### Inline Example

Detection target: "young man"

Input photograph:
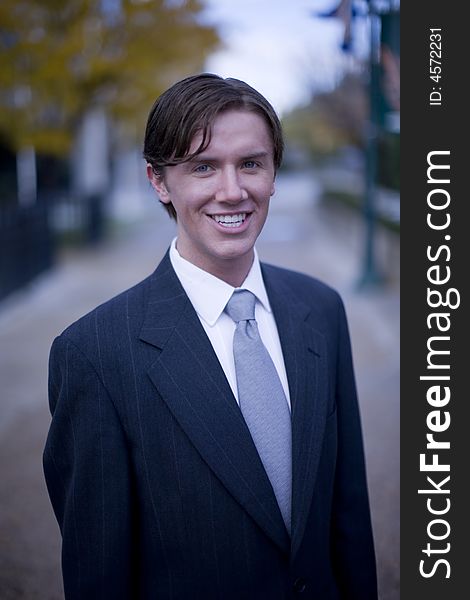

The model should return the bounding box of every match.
[44,74,377,599]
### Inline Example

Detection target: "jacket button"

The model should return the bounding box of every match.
[293,578,308,593]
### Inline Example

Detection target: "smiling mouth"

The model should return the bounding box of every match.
[211,213,248,228]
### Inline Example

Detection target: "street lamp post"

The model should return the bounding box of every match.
[357,4,384,288]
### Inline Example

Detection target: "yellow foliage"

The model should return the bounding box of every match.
[0,0,220,154]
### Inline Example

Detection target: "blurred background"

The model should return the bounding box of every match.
[0,1,399,598]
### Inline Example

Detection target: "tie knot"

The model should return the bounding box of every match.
[225,290,256,323]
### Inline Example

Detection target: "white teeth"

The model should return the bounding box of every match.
[212,213,247,227]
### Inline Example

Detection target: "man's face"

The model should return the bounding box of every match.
[148,109,276,284]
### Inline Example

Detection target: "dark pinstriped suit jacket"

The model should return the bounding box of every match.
[43,251,377,599]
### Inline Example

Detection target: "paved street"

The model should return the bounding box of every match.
[0,169,399,599]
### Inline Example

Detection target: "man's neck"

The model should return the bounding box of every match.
[175,243,255,288]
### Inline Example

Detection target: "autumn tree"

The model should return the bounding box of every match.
[0,0,220,155]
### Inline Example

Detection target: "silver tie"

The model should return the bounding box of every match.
[225,290,292,533]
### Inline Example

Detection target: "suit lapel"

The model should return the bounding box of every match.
[262,265,330,559]
[139,254,290,554]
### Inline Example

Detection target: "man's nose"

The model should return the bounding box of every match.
[215,167,247,203]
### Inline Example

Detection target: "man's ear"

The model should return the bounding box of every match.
[146,164,171,204]
[270,179,276,197]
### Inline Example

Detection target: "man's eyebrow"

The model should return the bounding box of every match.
[243,151,270,160]
[187,150,271,163]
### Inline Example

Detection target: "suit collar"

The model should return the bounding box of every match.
[138,252,188,350]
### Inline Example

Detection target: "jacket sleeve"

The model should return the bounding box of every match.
[330,297,378,600]
[43,334,134,600]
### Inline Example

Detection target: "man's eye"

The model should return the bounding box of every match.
[243,161,257,169]
[194,164,210,173]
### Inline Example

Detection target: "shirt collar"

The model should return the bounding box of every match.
[169,238,272,327]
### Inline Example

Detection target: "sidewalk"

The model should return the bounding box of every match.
[0,170,399,599]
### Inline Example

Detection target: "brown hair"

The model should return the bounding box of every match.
[143,73,284,219]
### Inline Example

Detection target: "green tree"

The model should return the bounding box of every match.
[0,0,220,155]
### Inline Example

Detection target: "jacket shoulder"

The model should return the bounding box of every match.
[261,262,343,312]
[57,272,153,351]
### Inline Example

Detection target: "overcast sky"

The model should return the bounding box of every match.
[201,0,369,116]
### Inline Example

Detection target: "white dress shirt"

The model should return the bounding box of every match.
[169,238,291,409]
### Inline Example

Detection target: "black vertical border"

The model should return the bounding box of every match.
[401,2,468,598]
